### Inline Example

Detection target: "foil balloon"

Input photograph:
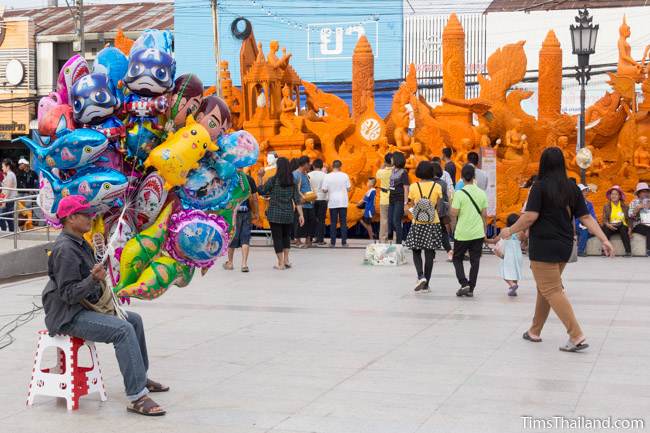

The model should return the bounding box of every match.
[94,45,128,104]
[195,96,232,142]
[71,73,120,125]
[104,211,137,287]
[143,115,217,190]
[37,93,63,124]
[168,73,204,130]
[217,130,259,169]
[71,73,125,149]
[38,104,75,139]
[114,256,194,300]
[176,162,236,210]
[124,120,164,162]
[215,171,252,228]
[15,126,108,171]
[214,157,237,181]
[57,55,90,105]
[134,171,168,230]
[38,166,128,219]
[114,203,173,292]
[94,147,124,171]
[129,29,174,56]
[164,210,229,268]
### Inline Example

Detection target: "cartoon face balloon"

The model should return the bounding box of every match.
[195,96,232,142]
[217,130,259,169]
[164,209,230,268]
[124,48,175,97]
[71,73,119,125]
[169,74,204,129]
[143,115,216,190]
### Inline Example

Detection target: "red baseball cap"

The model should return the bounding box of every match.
[56,195,93,219]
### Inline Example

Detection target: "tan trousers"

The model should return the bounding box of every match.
[529,261,583,340]
[379,204,390,242]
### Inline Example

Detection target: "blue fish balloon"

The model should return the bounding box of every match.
[15,127,108,171]
[38,166,128,219]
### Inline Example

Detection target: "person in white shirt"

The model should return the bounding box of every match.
[1,159,18,232]
[308,159,328,245]
[321,160,351,247]
[468,152,488,191]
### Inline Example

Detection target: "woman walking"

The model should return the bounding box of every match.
[500,147,614,352]
[404,161,444,292]
[257,157,304,270]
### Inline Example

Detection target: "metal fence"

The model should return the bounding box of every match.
[0,188,51,249]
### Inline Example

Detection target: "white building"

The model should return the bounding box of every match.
[404,0,650,114]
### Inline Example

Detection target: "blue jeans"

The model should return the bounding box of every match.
[0,201,15,232]
[576,227,591,255]
[388,203,405,244]
[61,310,149,401]
[329,207,347,245]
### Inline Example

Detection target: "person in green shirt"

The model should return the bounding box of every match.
[450,164,488,297]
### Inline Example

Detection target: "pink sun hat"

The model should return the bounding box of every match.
[56,195,93,219]
[605,185,626,201]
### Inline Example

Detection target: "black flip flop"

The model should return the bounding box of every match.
[523,331,542,343]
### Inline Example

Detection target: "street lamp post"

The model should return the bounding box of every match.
[570,8,599,185]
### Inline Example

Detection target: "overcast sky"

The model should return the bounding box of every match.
[1,0,492,13]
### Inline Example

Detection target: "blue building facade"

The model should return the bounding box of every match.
[174,0,403,116]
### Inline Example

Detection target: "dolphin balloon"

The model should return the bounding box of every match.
[15,127,108,171]
[38,166,128,218]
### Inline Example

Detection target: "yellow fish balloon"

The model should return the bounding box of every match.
[115,256,194,300]
[143,115,217,190]
[113,203,173,293]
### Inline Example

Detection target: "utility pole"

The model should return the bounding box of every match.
[66,0,84,55]
[211,0,221,96]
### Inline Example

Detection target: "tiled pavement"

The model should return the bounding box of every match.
[0,244,648,433]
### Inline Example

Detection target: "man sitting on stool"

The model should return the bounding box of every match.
[42,195,168,416]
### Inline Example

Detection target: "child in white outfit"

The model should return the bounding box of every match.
[487,213,524,296]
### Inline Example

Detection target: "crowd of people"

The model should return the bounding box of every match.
[579,181,650,257]
[37,144,644,416]
[0,157,39,232]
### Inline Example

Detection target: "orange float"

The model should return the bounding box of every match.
[218,15,648,227]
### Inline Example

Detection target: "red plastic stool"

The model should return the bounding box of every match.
[27,330,108,410]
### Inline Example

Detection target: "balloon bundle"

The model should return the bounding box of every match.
[17,30,259,301]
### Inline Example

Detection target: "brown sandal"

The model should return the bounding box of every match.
[127,396,166,416]
[146,379,170,393]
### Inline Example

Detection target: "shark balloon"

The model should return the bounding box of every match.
[15,124,108,171]
[38,166,128,220]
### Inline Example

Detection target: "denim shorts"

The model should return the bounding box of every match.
[230,211,252,248]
